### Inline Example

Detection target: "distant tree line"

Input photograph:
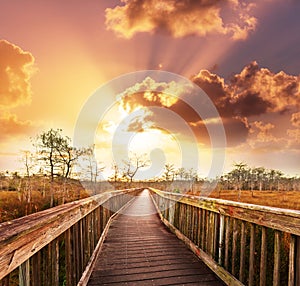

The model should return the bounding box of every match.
[219,162,300,192]
[1,129,299,193]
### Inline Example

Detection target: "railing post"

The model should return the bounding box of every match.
[65,228,73,286]
[295,236,300,286]
[239,221,246,283]
[288,235,295,286]
[19,260,30,286]
[273,231,281,286]
[260,226,267,286]
[218,214,225,265]
[249,224,255,286]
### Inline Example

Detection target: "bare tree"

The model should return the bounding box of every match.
[176,167,186,181]
[20,150,35,210]
[163,163,175,181]
[122,153,149,183]
[110,162,121,183]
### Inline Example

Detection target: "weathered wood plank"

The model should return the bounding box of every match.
[224,216,230,270]
[239,221,246,282]
[260,226,267,286]
[19,260,30,286]
[218,214,225,265]
[248,224,255,286]
[288,235,295,286]
[273,231,281,286]
[232,218,238,276]
[88,190,225,286]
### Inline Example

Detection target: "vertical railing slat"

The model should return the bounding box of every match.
[239,221,246,283]
[19,260,30,286]
[273,231,281,286]
[218,214,225,265]
[260,226,267,286]
[232,218,238,276]
[249,224,255,286]
[224,216,230,270]
[288,235,295,286]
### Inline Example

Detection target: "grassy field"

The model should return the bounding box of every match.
[0,177,89,223]
[208,189,300,211]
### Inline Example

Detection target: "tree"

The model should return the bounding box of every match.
[34,128,87,180]
[110,162,121,183]
[34,129,66,181]
[20,150,35,177]
[163,163,175,181]
[82,146,105,184]
[252,167,266,191]
[122,153,149,183]
[176,167,187,180]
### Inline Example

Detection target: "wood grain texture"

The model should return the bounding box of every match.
[88,190,224,286]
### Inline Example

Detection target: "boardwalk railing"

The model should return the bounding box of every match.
[149,188,300,286]
[0,188,141,286]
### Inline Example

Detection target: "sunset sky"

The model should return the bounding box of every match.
[0,0,299,179]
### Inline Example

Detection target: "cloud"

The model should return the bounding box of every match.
[192,62,300,149]
[0,40,38,143]
[291,112,300,127]
[0,40,35,109]
[0,111,35,140]
[105,0,257,40]
[117,62,299,150]
[230,61,300,114]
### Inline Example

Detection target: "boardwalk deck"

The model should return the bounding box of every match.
[87,190,225,286]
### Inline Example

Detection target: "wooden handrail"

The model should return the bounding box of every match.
[151,189,300,235]
[0,188,141,285]
[149,188,300,286]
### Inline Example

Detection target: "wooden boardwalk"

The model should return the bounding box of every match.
[87,190,225,286]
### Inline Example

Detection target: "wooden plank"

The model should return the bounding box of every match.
[54,239,59,286]
[31,251,41,286]
[273,231,281,286]
[296,237,300,286]
[249,224,255,286]
[232,219,238,276]
[65,228,73,286]
[224,216,230,270]
[260,227,267,286]
[19,260,30,286]
[201,208,205,250]
[218,215,225,265]
[78,194,136,286]
[239,221,246,282]
[288,235,295,286]
[213,213,219,260]
[197,208,202,247]
[89,190,225,286]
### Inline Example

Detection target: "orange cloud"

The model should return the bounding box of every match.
[0,40,35,109]
[0,40,38,143]
[0,111,35,140]
[193,63,300,149]
[105,0,257,40]
[230,61,300,113]
[291,112,300,127]
[117,62,299,149]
